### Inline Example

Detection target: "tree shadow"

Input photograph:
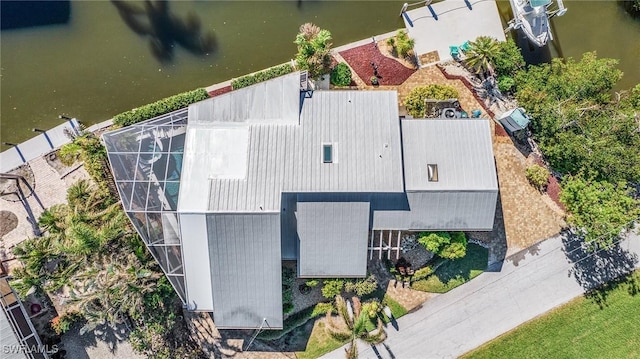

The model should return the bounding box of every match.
[562,230,639,307]
[111,0,217,63]
[61,321,130,359]
[507,242,542,267]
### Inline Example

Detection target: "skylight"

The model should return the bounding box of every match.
[323,144,333,163]
[428,164,438,182]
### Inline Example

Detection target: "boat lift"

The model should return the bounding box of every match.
[504,0,567,46]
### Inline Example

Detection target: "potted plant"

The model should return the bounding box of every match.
[370,76,379,86]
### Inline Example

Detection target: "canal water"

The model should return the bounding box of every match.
[1,0,639,149]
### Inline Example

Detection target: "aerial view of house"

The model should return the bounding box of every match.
[1,1,639,358]
[102,71,498,329]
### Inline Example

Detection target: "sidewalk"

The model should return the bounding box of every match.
[321,231,640,359]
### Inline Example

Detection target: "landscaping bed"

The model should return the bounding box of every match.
[339,43,416,86]
[411,244,488,293]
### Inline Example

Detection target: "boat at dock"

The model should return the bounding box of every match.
[506,0,567,47]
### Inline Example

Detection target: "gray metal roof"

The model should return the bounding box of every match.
[401,119,498,191]
[296,202,369,277]
[209,90,404,212]
[178,75,405,213]
[373,191,498,231]
[206,213,283,329]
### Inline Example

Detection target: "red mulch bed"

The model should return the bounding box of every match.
[546,175,564,210]
[339,43,416,86]
[208,86,232,97]
[495,122,509,137]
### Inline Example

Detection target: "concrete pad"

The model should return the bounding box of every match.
[403,0,506,63]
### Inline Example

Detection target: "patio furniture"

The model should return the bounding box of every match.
[449,45,460,58]
[460,41,471,52]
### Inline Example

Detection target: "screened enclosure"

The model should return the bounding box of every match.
[103,109,188,302]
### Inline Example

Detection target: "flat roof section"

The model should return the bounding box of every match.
[401,119,498,192]
[296,202,370,278]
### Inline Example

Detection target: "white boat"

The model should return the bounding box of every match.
[507,0,567,47]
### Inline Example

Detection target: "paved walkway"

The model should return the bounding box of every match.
[322,230,640,359]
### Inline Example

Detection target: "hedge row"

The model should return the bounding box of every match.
[113,88,210,127]
[231,63,294,90]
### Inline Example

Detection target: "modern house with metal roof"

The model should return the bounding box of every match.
[103,71,498,330]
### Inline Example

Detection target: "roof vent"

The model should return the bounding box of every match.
[427,164,438,182]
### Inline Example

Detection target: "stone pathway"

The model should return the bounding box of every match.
[0,155,89,270]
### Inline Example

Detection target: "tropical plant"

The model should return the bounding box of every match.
[404,84,459,118]
[326,296,387,359]
[526,164,550,191]
[465,36,500,76]
[330,62,352,86]
[294,23,333,79]
[394,30,415,58]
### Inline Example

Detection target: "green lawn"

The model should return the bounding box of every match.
[411,243,488,293]
[463,270,640,359]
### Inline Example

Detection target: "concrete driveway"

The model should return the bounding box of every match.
[321,230,640,359]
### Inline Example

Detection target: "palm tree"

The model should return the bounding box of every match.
[465,36,500,77]
[326,295,387,359]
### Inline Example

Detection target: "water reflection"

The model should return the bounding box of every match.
[0,0,70,30]
[111,0,216,62]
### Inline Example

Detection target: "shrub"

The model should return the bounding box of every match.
[405,85,459,118]
[113,88,209,127]
[344,275,378,297]
[440,232,468,260]
[231,63,294,89]
[498,75,516,93]
[411,265,434,281]
[51,312,81,335]
[526,164,550,191]
[321,279,345,299]
[491,39,525,78]
[418,232,451,253]
[305,279,320,288]
[282,266,296,313]
[330,62,352,86]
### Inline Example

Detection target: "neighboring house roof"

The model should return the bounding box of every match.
[1,276,48,359]
[178,72,405,213]
[401,119,498,192]
[296,202,370,278]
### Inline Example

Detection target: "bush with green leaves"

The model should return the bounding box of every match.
[305,279,320,288]
[411,265,434,282]
[405,85,459,118]
[418,232,468,260]
[321,278,345,299]
[113,88,209,127]
[526,164,550,191]
[231,63,294,89]
[418,232,451,253]
[344,275,378,297]
[491,39,525,78]
[330,62,352,86]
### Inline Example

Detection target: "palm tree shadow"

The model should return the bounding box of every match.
[562,230,639,307]
[111,0,217,62]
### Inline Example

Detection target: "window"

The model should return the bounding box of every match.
[323,144,333,163]
[427,164,438,182]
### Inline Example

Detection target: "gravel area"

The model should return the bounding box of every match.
[339,43,416,86]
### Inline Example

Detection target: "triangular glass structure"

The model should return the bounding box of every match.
[102,109,188,302]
